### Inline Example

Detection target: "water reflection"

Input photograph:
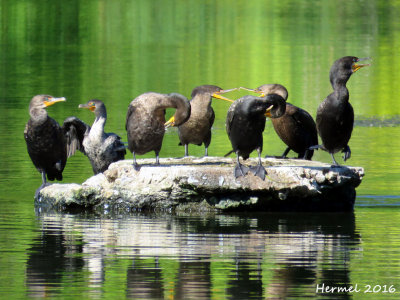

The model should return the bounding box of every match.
[126,258,164,299]
[26,212,360,299]
[26,224,85,298]
[174,258,212,300]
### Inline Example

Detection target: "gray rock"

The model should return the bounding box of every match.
[36,157,364,213]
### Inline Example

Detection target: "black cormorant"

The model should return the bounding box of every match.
[166,85,236,157]
[242,84,318,160]
[24,95,83,190]
[76,99,126,174]
[313,56,369,165]
[126,92,191,169]
[225,94,286,180]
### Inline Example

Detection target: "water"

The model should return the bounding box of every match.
[1,0,400,298]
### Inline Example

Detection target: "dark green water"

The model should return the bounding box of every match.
[1,0,400,298]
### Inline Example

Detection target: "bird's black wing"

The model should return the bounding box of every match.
[209,108,215,128]
[62,116,90,157]
[225,100,239,137]
[224,101,240,157]
[291,106,318,145]
[292,106,316,129]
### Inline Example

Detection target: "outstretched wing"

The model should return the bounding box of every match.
[62,116,90,157]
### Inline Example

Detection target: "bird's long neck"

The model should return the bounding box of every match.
[331,80,349,103]
[90,113,106,139]
[29,107,48,124]
[330,72,350,103]
[155,94,187,114]
[162,93,190,126]
[191,94,212,109]
[155,94,182,110]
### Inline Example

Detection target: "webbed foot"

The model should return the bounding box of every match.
[342,145,351,161]
[250,164,266,180]
[132,153,141,171]
[234,163,250,178]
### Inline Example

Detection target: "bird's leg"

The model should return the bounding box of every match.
[41,170,47,186]
[184,144,189,157]
[204,146,208,157]
[35,171,48,200]
[250,148,266,180]
[34,186,42,200]
[281,147,290,159]
[133,153,140,171]
[330,153,340,167]
[342,145,351,161]
[234,151,249,178]
[301,149,311,160]
[155,151,160,165]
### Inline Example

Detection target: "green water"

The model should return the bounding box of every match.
[1,0,400,298]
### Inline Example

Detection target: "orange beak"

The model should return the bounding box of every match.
[79,103,96,112]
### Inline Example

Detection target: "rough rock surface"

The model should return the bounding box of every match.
[36,157,364,213]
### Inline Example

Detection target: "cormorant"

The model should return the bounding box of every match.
[24,95,83,190]
[225,94,286,180]
[242,84,318,160]
[166,85,236,157]
[126,92,191,169]
[77,99,126,174]
[313,56,369,165]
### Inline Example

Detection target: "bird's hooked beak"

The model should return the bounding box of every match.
[352,57,371,73]
[79,102,96,112]
[264,105,274,117]
[239,87,266,97]
[165,116,175,128]
[212,88,238,103]
[43,97,66,107]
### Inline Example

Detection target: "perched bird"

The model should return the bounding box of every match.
[24,95,83,191]
[167,85,236,157]
[225,94,286,180]
[313,56,369,165]
[126,92,191,169]
[242,84,318,160]
[72,99,126,174]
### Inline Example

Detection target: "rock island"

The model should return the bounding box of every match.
[36,157,364,213]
